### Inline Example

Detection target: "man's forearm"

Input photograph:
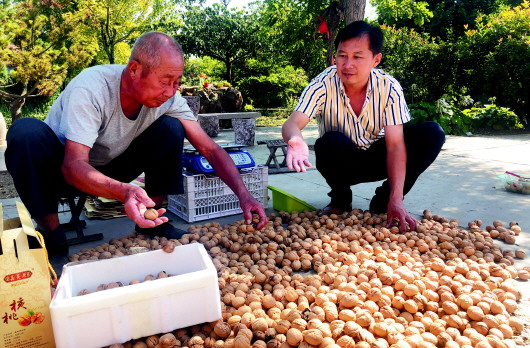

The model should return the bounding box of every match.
[386,145,407,201]
[282,120,303,142]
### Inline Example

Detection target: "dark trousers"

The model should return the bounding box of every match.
[6,116,186,219]
[314,121,446,209]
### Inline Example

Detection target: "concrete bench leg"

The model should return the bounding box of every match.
[232,118,256,146]
[198,114,220,137]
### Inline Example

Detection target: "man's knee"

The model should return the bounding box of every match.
[315,131,351,154]
[406,121,445,149]
[419,121,445,145]
[7,118,47,145]
[157,116,184,135]
[148,116,185,146]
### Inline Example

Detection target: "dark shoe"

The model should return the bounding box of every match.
[320,203,352,215]
[28,226,69,278]
[135,222,188,240]
[369,195,387,214]
[30,226,69,257]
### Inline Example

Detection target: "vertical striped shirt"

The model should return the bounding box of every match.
[295,66,411,149]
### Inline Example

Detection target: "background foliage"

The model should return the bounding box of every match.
[0,0,528,133]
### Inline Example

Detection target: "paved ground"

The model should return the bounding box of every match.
[2,126,530,254]
[2,126,530,304]
[0,125,530,346]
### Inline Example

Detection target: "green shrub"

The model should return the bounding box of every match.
[409,97,474,135]
[464,103,523,130]
[254,96,317,127]
[237,65,307,108]
[182,56,225,86]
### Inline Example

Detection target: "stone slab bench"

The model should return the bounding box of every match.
[198,112,261,146]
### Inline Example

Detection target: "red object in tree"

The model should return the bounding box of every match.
[203,82,210,88]
[317,16,330,38]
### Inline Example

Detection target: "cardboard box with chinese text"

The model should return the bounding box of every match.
[0,202,55,348]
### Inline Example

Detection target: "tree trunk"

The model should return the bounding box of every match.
[226,60,233,84]
[109,46,115,64]
[340,0,366,24]
[0,111,6,147]
[10,96,26,123]
[326,39,335,67]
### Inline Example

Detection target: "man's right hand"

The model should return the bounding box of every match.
[123,185,168,228]
[286,136,313,172]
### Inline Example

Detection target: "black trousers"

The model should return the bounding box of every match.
[314,121,446,209]
[6,116,186,219]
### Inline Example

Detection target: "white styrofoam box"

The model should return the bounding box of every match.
[49,244,221,348]
[168,166,268,222]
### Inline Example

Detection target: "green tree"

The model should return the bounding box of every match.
[257,0,326,78]
[456,1,530,126]
[425,0,500,38]
[379,25,458,104]
[259,0,369,73]
[0,0,98,121]
[372,0,433,28]
[177,4,262,83]
[85,0,179,65]
[372,0,512,38]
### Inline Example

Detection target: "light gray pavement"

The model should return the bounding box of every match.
[3,125,530,343]
[2,126,530,272]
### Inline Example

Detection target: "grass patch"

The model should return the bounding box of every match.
[254,108,316,127]
[0,101,50,128]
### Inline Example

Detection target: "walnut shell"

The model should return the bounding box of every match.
[234,334,250,348]
[214,321,232,338]
[145,335,159,348]
[159,333,177,347]
[144,208,159,220]
[286,328,303,346]
[302,329,323,345]
[251,317,268,332]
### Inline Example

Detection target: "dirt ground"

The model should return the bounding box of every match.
[0,170,18,199]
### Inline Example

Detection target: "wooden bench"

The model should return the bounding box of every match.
[198,112,261,146]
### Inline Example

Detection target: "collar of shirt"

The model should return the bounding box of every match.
[336,69,375,114]
[335,69,374,116]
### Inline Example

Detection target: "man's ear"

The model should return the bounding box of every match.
[373,53,382,68]
[129,60,141,79]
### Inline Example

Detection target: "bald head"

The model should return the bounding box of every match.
[130,32,184,76]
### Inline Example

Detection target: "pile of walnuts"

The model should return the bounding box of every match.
[91,209,527,348]
[76,271,173,296]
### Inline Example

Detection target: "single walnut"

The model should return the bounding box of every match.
[159,333,177,347]
[144,208,159,220]
[144,274,156,281]
[162,241,176,253]
[145,335,159,348]
[77,289,91,296]
[234,334,251,348]
[107,282,120,289]
[214,321,232,338]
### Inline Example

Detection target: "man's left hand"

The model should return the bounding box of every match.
[239,194,268,230]
[386,199,417,232]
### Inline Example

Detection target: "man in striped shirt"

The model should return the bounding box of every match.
[282,21,445,232]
